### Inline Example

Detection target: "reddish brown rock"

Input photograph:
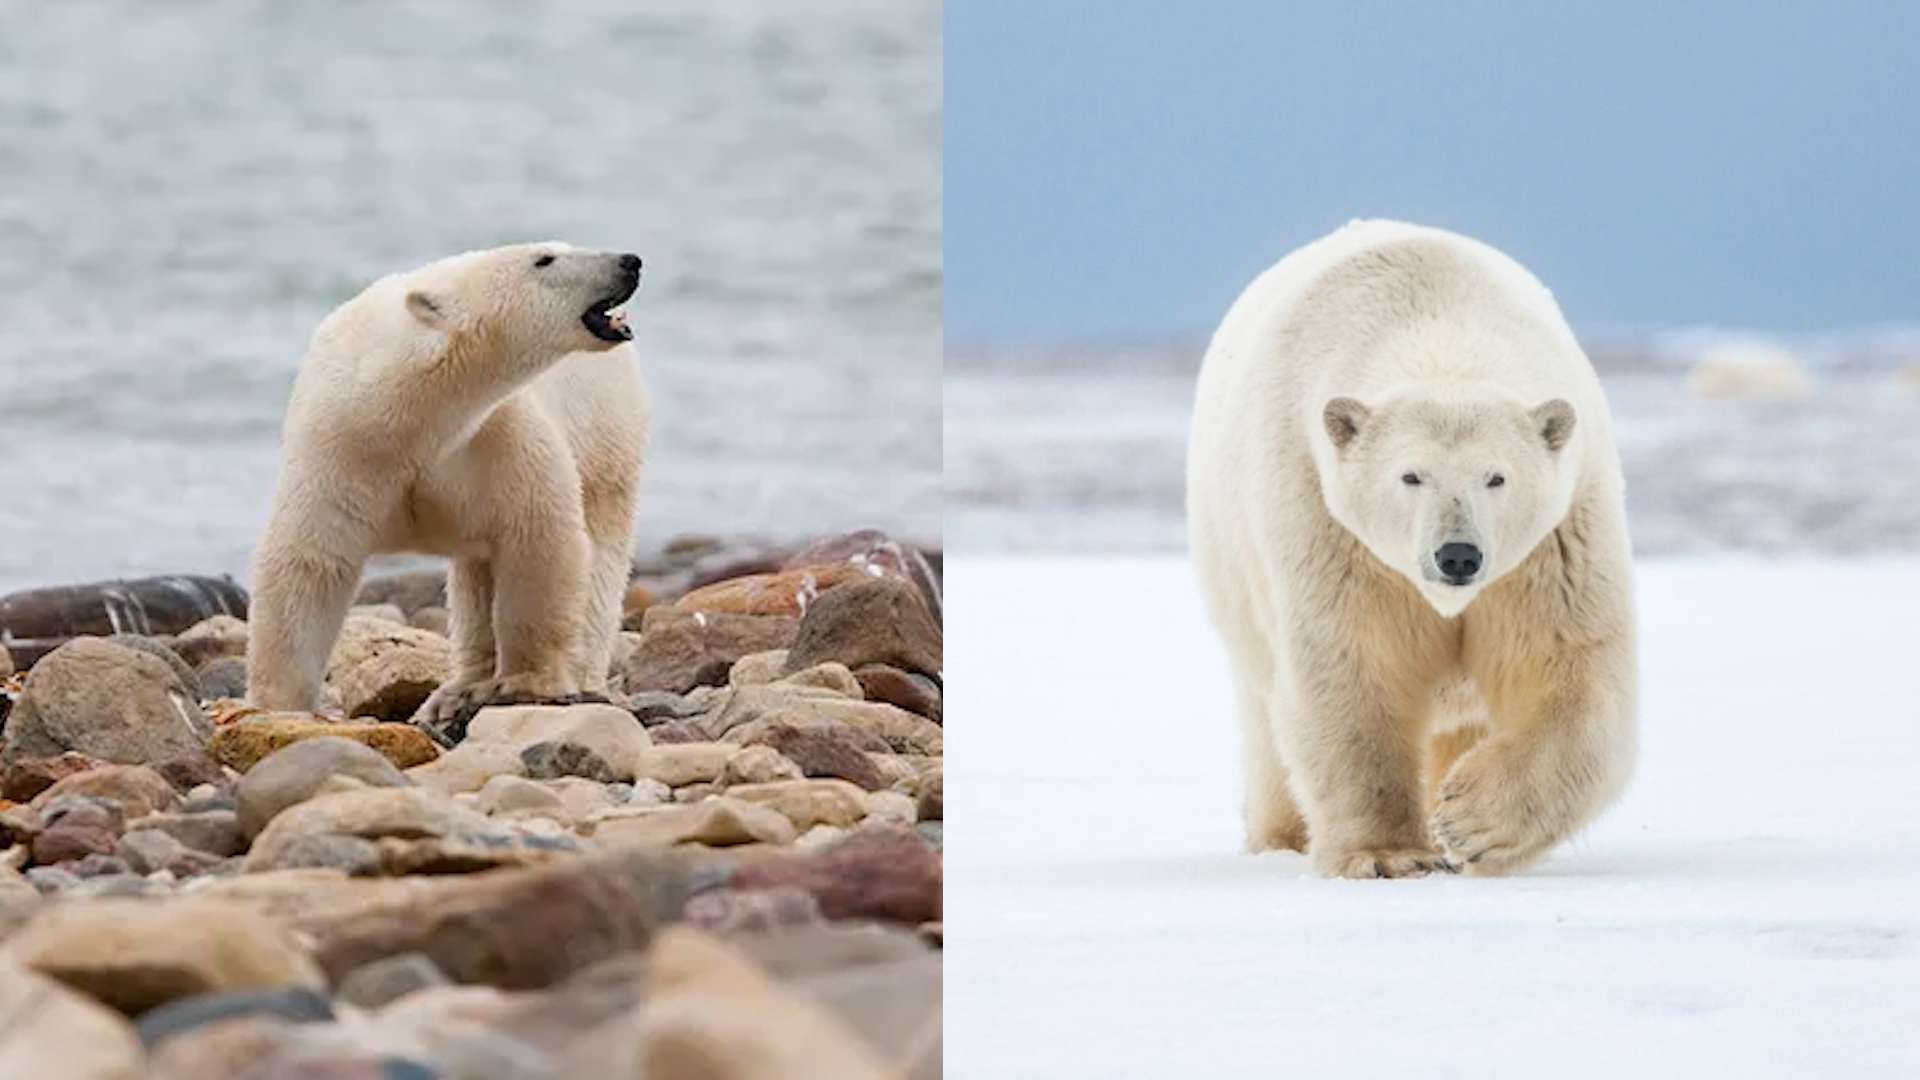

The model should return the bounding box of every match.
[782,578,941,682]
[208,716,441,773]
[618,609,800,695]
[30,765,181,821]
[853,664,942,723]
[747,722,888,791]
[674,564,875,618]
[303,844,696,989]
[730,826,941,925]
[1,753,103,802]
[785,529,944,618]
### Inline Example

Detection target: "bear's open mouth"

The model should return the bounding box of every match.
[583,283,638,343]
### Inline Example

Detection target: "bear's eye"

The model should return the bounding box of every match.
[533,254,555,268]
[1487,474,1506,489]
[1401,472,1420,486]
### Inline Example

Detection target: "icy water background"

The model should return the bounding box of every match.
[948,333,1920,555]
[0,0,941,592]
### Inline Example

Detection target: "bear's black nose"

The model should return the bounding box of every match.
[619,254,642,273]
[1436,542,1482,585]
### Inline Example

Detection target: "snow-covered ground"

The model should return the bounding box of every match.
[946,558,1920,1078]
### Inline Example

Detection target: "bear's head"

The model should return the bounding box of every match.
[1317,386,1580,616]
[400,242,643,357]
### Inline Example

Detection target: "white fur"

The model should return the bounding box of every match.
[247,242,650,720]
[1188,220,1637,877]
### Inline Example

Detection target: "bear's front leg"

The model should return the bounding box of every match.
[246,527,369,713]
[1431,647,1636,874]
[1281,664,1456,879]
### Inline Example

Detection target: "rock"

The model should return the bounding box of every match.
[236,730,408,841]
[777,661,865,698]
[619,609,801,695]
[864,790,918,827]
[354,570,447,616]
[1,638,211,766]
[567,926,893,1080]
[336,951,451,1009]
[409,606,451,637]
[704,684,942,756]
[627,778,672,806]
[304,844,695,989]
[741,923,943,1077]
[722,745,802,786]
[642,742,735,787]
[167,613,251,669]
[914,821,941,851]
[0,960,145,1079]
[31,765,180,820]
[4,897,324,1014]
[730,827,941,925]
[746,722,888,791]
[724,779,870,832]
[0,575,248,670]
[134,986,335,1047]
[520,741,619,783]
[244,786,498,872]
[114,828,196,875]
[853,663,942,722]
[782,577,941,682]
[785,529,943,618]
[139,809,247,857]
[684,885,821,936]
[472,774,565,818]
[104,633,202,699]
[464,704,652,781]
[25,866,82,894]
[151,753,228,795]
[0,864,38,906]
[32,804,122,865]
[68,853,135,879]
[916,767,942,821]
[254,834,382,876]
[196,656,249,702]
[590,798,796,848]
[349,603,408,626]
[627,690,702,725]
[373,829,582,876]
[2,751,104,802]
[646,720,708,745]
[326,616,452,722]
[675,564,875,618]
[211,716,441,774]
[726,649,790,686]
[404,743,527,795]
[672,781,721,804]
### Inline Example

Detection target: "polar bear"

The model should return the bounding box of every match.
[246,243,650,726]
[1187,220,1637,878]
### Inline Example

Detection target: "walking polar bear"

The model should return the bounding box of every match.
[1187,220,1636,878]
[247,243,650,726]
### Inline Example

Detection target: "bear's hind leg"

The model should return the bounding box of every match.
[410,557,498,727]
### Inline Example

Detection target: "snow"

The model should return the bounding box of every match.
[945,557,1920,1078]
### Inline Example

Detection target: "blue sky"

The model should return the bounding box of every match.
[946,2,1920,343]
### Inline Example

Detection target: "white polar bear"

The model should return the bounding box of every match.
[247,243,650,725]
[1187,220,1637,878]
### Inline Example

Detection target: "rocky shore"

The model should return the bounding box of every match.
[0,530,943,1079]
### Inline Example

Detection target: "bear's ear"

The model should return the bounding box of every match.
[1532,399,1576,452]
[1323,397,1371,451]
[406,289,451,329]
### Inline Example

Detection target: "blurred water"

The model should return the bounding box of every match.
[0,0,941,591]
[947,349,1920,555]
